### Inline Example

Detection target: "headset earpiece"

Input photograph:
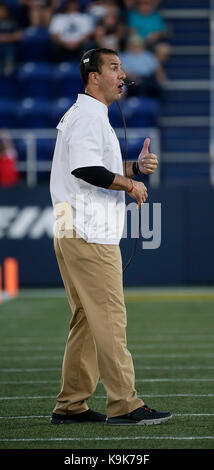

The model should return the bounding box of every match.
[82,49,97,73]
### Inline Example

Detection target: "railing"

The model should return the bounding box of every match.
[9,127,161,188]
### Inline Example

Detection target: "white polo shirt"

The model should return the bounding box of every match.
[50,94,125,244]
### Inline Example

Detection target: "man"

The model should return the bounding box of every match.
[49,0,94,62]
[50,47,172,425]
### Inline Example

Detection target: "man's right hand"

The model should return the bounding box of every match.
[109,175,148,207]
[128,180,148,208]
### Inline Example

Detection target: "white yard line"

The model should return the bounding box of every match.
[1,335,214,344]
[130,344,214,349]
[92,394,214,399]
[1,365,214,373]
[0,395,56,400]
[0,413,214,420]
[133,354,214,358]
[0,380,59,384]
[0,343,213,351]
[1,353,214,360]
[0,393,214,400]
[0,368,60,372]
[0,347,64,352]
[0,436,213,442]
[0,356,62,360]
[135,378,214,382]
[1,378,214,385]
[0,415,50,419]
[18,287,214,297]
[135,366,214,370]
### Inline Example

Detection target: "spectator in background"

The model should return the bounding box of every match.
[0,1,23,75]
[88,1,126,51]
[18,0,58,28]
[16,0,59,28]
[118,0,135,12]
[0,130,20,187]
[49,0,94,61]
[120,32,166,98]
[86,0,108,24]
[123,0,135,7]
[127,0,171,65]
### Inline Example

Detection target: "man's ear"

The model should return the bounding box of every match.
[89,71,99,85]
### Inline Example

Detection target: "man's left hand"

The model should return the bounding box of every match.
[138,138,158,175]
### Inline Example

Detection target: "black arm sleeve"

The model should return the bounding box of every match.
[72,166,115,189]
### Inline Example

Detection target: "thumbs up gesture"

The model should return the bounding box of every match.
[138,138,158,175]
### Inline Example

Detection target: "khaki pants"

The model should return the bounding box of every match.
[53,233,143,418]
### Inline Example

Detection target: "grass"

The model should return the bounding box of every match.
[0,288,214,450]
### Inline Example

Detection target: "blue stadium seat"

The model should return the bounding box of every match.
[162,163,209,184]
[0,73,18,99]
[162,127,209,152]
[108,101,123,127]
[119,136,143,160]
[51,97,76,127]
[17,62,53,99]
[14,138,27,162]
[162,101,209,117]
[162,89,209,116]
[37,139,56,183]
[109,97,160,128]
[165,18,209,46]
[52,62,84,99]
[127,137,143,160]
[78,0,92,8]
[18,27,51,62]
[18,98,53,128]
[14,138,55,169]
[161,0,209,8]
[0,99,18,128]
[122,97,160,127]
[36,138,56,161]
[165,54,209,80]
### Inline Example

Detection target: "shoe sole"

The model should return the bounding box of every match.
[51,418,106,424]
[106,415,172,425]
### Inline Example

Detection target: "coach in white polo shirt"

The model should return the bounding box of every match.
[51,93,125,244]
[50,48,171,425]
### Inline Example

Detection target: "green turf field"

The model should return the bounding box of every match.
[0,288,214,450]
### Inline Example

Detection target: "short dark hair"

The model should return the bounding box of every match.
[79,48,118,86]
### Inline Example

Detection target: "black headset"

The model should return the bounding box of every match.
[82,49,139,273]
[81,48,100,78]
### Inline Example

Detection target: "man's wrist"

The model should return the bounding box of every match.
[132,161,141,175]
[127,179,134,193]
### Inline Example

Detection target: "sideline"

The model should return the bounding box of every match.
[14,287,214,302]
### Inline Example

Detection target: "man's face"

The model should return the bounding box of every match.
[137,0,154,15]
[96,54,126,106]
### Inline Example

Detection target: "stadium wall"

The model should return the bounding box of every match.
[0,185,214,287]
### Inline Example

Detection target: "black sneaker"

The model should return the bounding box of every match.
[106,405,172,425]
[51,409,106,424]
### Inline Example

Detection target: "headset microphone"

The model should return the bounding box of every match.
[123,79,136,87]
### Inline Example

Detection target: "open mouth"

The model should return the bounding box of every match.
[117,83,124,93]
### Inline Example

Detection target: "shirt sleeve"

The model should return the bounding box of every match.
[65,114,106,173]
[72,166,115,189]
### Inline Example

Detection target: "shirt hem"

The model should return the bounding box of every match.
[74,225,120,245]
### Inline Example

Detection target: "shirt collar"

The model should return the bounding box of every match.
[77,93,108,115]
